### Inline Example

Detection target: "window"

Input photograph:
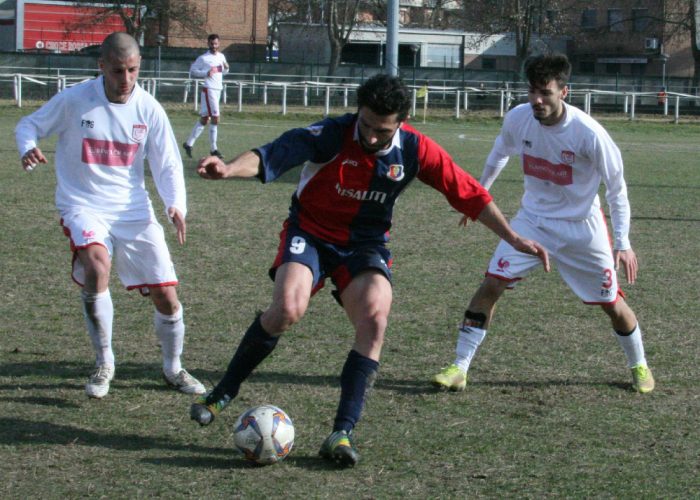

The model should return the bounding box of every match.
[608,9,624,32]
[579,61,595,73]
[546,10,560,27]
[632,8,650,32]
[606,63,621,74]
[482,57,496,70]
[581,9,597,30]
[630,63,646,76]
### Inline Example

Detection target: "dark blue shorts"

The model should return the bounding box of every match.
[269,221,393,299]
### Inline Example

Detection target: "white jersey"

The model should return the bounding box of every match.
[189,51,228,90]
[484,102,631,250]
[15,77,186,221]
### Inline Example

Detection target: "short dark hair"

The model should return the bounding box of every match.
[208,34,220,42]
[524,54,571,89]
[357,74,411,121]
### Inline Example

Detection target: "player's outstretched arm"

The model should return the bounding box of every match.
[614,248,638,284]
[197,150,261,180]
[21,147,48,171]
[476,201,550,272]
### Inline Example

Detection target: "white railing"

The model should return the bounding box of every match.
[4,72,700,124]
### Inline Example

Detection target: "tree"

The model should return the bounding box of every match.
[325,0,363,75]
[461,0,574,73]
[69,0,207,44]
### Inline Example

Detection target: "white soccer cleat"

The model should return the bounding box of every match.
[85,364,115,399]
[164,369,206,395]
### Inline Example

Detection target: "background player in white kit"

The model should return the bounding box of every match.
[183,33,229,160]
[15,32,205,399]
[432,54,654,394]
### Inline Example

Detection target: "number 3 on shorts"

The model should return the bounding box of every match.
[290,236,306,255]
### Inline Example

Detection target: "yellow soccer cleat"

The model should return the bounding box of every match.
[432,364,467,391]
[631,364,655,394]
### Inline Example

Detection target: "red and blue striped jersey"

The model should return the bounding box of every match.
[256,113,492,246]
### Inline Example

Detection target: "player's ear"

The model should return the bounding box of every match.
[561,85,569,100]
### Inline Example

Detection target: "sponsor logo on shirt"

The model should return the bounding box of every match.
[306,125,324,136]
[342,158,358,167]
[82,229,95,239]
[335,182,387,203]
[522,153,573,185]
[81,138,139,167]
[522,139,532,148]
[132,124,147,142]
[81,120,94,129]
[386,164,405,181]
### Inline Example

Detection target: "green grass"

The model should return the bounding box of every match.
[1,102,699,498]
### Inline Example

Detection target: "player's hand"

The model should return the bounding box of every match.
[21,147,48,171]
[168,207,186,245]
[512,237,550,272]
[458,214,470,228]
[614,248,638,284]
[196,156,227,179]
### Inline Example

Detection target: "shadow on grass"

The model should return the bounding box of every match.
[0,395,80,408]
[0,359,635,395]
[142,454,340,470]
[0,417,229,455]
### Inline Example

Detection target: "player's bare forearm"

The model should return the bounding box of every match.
[476,201,550,271]
[197,150,261,180]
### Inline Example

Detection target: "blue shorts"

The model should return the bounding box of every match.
[269,221,393,300]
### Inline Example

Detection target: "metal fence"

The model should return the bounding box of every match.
[4,70,700,123]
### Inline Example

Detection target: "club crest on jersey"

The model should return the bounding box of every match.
[497,257,510,271]
[306,125,324,136]
[561,150,575,165]
[386,164,405,181]
[132,124,147,142]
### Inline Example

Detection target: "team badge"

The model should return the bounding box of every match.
[497,257,510,271]
[386,164,405,181]
[306,125,324,136]
[561,150,575,165]
[132,124,147,142]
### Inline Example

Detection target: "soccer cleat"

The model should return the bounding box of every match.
[163,369,206,395]
[190,391,231,426]
[432,364,467,391]
[210,149,224,159]
[631,364,655,394]
[319,430,360,468]
[182,143,192,158]
[85,364,115,399]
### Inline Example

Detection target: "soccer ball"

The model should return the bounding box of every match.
[232,405,295,465]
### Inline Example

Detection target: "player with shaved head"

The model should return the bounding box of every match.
[15,31,205,399]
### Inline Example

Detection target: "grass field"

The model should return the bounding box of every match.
[1,102,698,498]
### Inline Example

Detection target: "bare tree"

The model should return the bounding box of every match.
[461,0,574,72]
[68,0,207,44]
[325,0,363,75]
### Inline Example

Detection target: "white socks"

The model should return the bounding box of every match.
[454,326,487,373]
[81,289,115,367]
[208,124,218,151]
[155,304,184,378]
[187,122,205,146]
[614,324,647,368]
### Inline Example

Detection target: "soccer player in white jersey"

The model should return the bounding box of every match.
[15,32,205,399]
[433,54,654,394]
[183,33,229,160]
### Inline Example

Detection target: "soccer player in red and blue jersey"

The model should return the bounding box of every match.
[190,74,549,467]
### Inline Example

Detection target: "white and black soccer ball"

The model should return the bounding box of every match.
[232,405,295,465]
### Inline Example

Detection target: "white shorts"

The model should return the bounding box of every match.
[486,209,620,304]
[199,87,221,117]
[60,209,178,294]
